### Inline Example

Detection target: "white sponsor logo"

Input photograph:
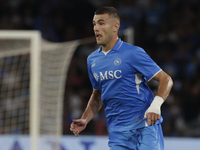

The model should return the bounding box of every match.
[114,58,122,66]
[99,70,122,80]
[93,70,122,82]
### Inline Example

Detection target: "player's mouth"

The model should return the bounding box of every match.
[96,34,102,40]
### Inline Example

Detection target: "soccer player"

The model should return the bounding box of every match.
[70,6,173,150]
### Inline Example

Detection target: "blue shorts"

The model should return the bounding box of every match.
[108,124,164,150]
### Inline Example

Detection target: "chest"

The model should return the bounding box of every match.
[90,51,134,82]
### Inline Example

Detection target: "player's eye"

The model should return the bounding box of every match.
[93,23,96,26]
[99,22,104,25]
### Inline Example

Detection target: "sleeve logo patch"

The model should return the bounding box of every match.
[91,63,95,68]
[93,72,99,81]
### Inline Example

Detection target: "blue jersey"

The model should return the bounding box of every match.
[87,38,162,132]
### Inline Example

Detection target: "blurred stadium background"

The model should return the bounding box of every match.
[0,0,200,149]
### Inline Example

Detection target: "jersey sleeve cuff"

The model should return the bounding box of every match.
[147,69,162,82]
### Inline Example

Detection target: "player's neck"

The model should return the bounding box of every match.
[102,36,119,52]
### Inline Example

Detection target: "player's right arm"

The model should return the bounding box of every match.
[70,89,102,136]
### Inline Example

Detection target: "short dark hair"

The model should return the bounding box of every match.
[94,6,120,22]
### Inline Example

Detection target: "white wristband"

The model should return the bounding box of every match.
[147,96,164,115]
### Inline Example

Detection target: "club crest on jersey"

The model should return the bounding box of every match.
[114,58,122,66]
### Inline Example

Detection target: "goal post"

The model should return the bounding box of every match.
[123,26,134,45]
[0,30,41,150]
[0,30,80,150]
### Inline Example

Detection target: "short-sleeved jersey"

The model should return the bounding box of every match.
[87,38,162,133]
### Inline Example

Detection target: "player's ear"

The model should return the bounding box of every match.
[113,22,120,33]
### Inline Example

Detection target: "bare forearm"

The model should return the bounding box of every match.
[154,71,173,100]
[81,90,102,124]
[81,102,99,124]
[157,76,173,100]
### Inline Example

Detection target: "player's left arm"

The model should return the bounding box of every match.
[153,70,173,100]
[144,70,173,126]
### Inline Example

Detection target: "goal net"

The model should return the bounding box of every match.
[0,27,134,150]
[0,31,81,150]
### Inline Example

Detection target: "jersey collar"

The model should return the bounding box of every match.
[98,38,123,52]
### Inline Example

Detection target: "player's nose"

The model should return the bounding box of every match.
[93,25,99,32]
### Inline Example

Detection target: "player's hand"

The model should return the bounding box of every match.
[70,119,87,136]
[143,111,160,126]
[143,96,164,126]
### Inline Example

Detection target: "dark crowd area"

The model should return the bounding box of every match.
[0,0,200,137]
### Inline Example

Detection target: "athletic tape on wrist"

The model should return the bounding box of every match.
[154,96,164,106]
[147,96,164,115]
